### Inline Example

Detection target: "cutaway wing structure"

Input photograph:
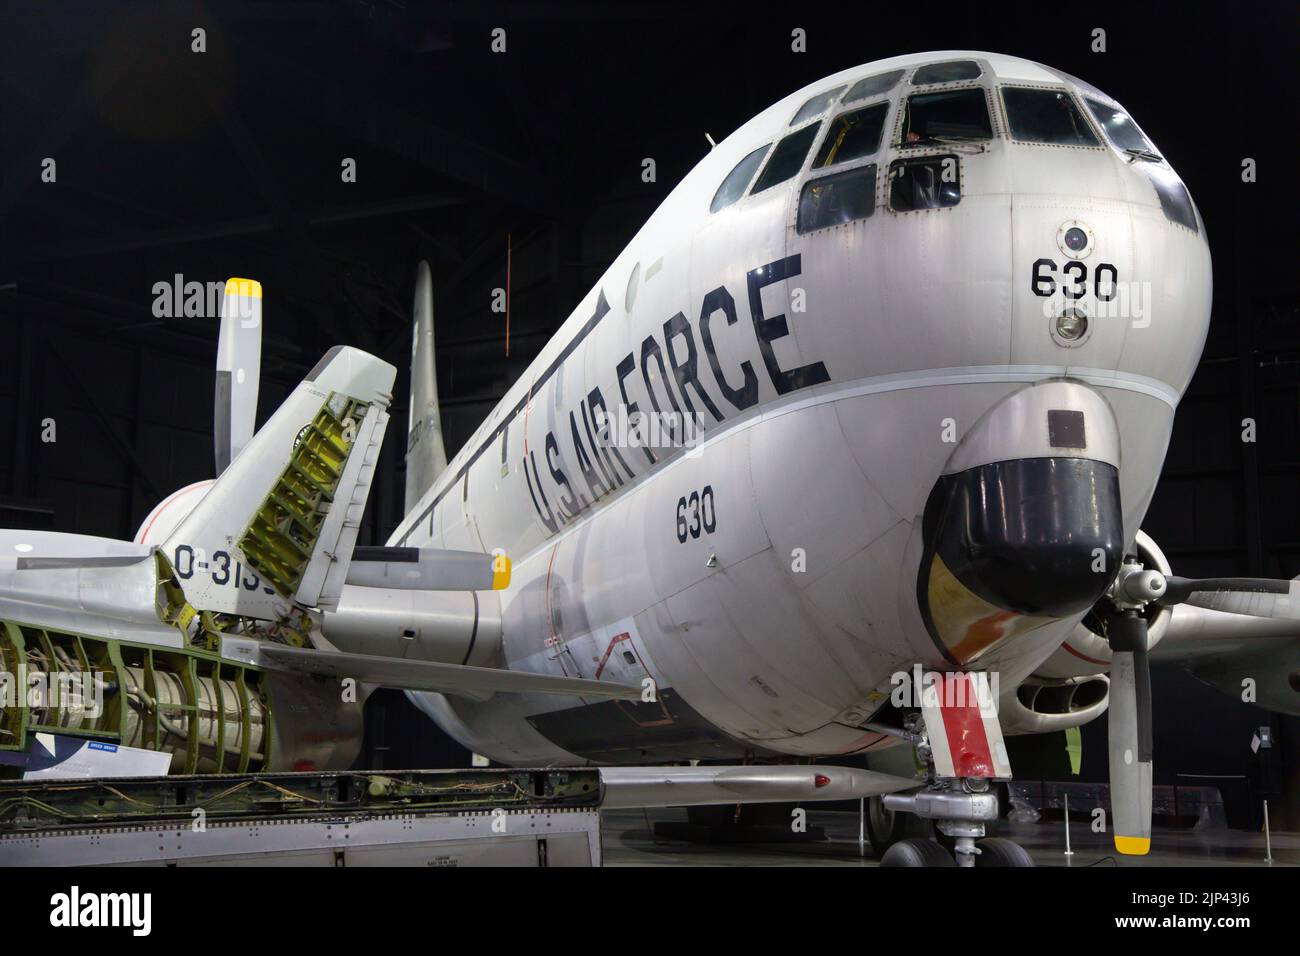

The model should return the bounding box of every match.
[255,644,640,703]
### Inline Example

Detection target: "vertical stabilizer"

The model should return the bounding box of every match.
[166,345,396,619]
[405,261,449,510]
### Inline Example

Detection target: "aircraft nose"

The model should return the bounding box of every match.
[917,382,1123,667]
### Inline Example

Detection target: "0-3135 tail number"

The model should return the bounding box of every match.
[173,544,276,595]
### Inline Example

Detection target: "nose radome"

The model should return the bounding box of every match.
[917,381,1123,667]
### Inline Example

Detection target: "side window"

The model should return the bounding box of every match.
[1146,167,1199,233]
[751,123,822,194]
[710,144,770,213]
[798,165,877,234]
[1001,88,1099,146]
[813,102,889,168]
[790,86,845,126]
[888,156,960,212]
[1084,98,1158,156]
[912,60,981,85]
[844,69,904,104]
[899,89,992,145]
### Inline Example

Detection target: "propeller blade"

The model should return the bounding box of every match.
[214,278,263,475]
[1107,610,1152,855]
[405,261,448,510]
[1163,576,1299,621]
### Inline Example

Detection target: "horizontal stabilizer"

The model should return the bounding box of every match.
[258,644,640,703]
[599,765,921,809]
[346,546,510,591]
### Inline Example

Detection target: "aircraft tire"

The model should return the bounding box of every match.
[865,795,908,856]
[974,837,1035,867]
[880,838,956,867]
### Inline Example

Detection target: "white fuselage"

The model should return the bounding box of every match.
[391,51,1211,765]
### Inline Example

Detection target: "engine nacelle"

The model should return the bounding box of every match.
[1032,529,1174,680]
[1000,674,1110,735]
[320,584,502,667]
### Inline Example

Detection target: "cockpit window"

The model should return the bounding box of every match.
[1146,166,1198,232]
[912,60,981,85]
[751,123,822,194]
[790,87,846,126]
[1084,98,1155,154]
[710,144,769,213]
[889,156,961,211]
[899,89,991,146]
[798,165,877,233]
[814,102,889,168]
[844,69,905,103]
[1001,88,1100,147]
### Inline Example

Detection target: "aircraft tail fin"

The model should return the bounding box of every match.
[164,346,396,619]
[404,261,448,511]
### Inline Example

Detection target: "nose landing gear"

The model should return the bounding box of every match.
[872,685,1035,867]
[881,782,1033,866]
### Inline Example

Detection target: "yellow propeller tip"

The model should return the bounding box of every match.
[492,555,512,590]
[1114,835,1151,855]
[225,277,263,299]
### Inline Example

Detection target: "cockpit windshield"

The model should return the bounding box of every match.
[844,69,904,104]
[1002,88,1100,147]
[899,89,991,146]
[751,123,822,193]
[1084,98,1155,155]
[912,60,981,85]
[790,87,845,126]
[711,144,769,213]
[814,102,888,167]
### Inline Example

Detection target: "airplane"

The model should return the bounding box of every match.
[1,50,1297,867]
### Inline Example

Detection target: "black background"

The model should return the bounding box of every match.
[1,1,1297,821]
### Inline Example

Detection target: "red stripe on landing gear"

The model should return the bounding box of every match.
[939,673,996,778]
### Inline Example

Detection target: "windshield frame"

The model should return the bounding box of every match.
[998,85,1104,149]
[895,86,994,149]
[1083,97,1159,158]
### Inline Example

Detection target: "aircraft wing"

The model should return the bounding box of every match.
[252,643,642,703]
[1152,601,1300,715]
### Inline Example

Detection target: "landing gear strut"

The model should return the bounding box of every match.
[869,688,1034,867]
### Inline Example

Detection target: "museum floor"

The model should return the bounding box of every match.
[601,808,1298,867]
